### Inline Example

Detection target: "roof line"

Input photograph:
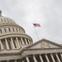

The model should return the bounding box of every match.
[24,38,62,49]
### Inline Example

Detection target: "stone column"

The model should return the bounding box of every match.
[33,55,37,62]
[2,28,5,33]
[60,54,62,58]
[45,54,50,62]
[56,53,61,62]
[50,54,55,62]
[0,39,4,50]
[25,38,28,44]
[16,37,20,49]
[39,55,43,62]
[5,38,9,49]
[6,28,9,33]
[60,54,62,61]
[26,57,30,62]
[21,38,25,45]
[10,27,13,32]
[18,38,22,48]
[28,39,30,44]
[10,38,15,49]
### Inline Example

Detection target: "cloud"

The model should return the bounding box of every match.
[0,0,62,43]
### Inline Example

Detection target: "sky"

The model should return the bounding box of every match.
[0,0,62,44]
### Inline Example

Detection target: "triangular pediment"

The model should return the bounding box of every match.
[26,39,62,49]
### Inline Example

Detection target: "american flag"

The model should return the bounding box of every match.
[33,23,41,27]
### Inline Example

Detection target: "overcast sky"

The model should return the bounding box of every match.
[0,0,62,44]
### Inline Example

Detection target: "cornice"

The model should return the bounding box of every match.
[21,48,62,57]
[0,33,32,41]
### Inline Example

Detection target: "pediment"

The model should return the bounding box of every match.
[26,39,62,49]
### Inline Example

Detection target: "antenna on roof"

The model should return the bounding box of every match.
[0,10,2,16]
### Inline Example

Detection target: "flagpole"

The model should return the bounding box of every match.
[34,27,40,40]
[33,23,41,41]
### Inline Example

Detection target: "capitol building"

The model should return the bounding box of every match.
[0,11,62,62]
